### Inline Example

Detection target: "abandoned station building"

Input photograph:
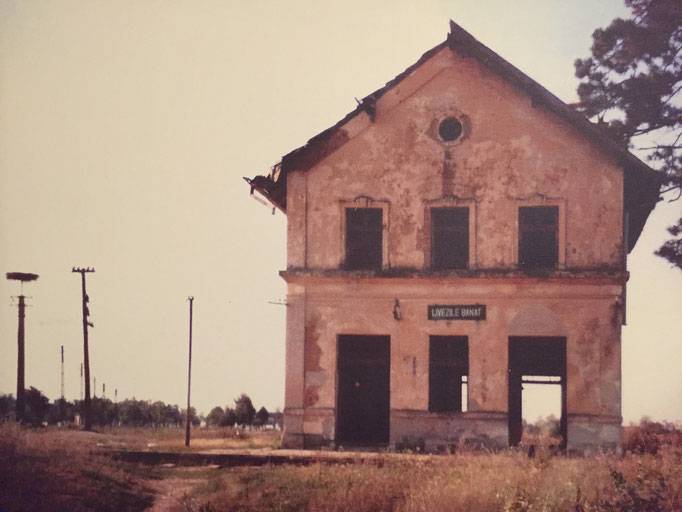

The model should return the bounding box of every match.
[247,21,660,452]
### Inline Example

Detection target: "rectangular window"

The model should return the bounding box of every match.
[431,207,469,269]
[518,206,558,270]
[345,208,383,270]
[429,336,468,413]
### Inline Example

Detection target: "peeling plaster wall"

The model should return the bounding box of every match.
[282,47,625,451]
[287,47,624,271]
[285,277,623,450]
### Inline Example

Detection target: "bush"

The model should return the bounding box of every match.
[623,419,682,455]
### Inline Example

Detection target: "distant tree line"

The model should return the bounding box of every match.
[205,393,270,428]
[0,388,272,429]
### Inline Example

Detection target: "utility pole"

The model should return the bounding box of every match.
[6,272,39,423]
[61,346,65,400]
[185,296,194,448]
[72,267,94,431]
[80,363,84,401]
[60,346,65,422]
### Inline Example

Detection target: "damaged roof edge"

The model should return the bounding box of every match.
[245,20,662,250]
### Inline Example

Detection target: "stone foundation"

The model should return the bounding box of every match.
[567,414,622,454]
[284,409,623,453]
[390,410,508,452]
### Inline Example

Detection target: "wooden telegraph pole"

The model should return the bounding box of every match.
[60,345,65,421]
[61,346,65,400]
[6,272,39,423]
[72,267,94,431]
[185,296,194,447]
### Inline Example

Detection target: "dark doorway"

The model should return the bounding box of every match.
[508,337,567,449]
[336,335,390,446]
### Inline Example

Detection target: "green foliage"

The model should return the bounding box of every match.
[575,0,682,269]
[600,469,671,511]
[206,406,224,427]
[623,419,682,455]
[46,398,75,424]
[1,387,271,433]
[253,406,269,427]
[117,399,149,426]
[523,415,561,437]
[150,400,167,426]
[234,394,256,426]
[180,406,201,427]
[23,387,49,427]
[0,394,15,419]
[656,218,682,269]
[90,397,118,425]
[116,398,182,427]
[220,407,237,427]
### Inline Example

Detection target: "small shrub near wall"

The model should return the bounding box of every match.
[622,419,682,455]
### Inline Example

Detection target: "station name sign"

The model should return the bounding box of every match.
[428,304,486,321]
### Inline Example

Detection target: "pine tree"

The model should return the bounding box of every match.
[575,0,681,269]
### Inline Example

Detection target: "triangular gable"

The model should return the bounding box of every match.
[246,20,660,252]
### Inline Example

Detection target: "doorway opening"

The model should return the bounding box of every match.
[336,335,390,446]
[508,337,566,449]
[522,378,562,441]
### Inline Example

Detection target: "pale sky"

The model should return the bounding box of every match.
[1,0,680,422]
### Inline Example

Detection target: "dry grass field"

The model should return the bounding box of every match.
[90,425,282,452]
[1,421,680,511]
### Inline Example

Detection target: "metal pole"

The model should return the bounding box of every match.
[185,296,194,447]
[16,295,25,421]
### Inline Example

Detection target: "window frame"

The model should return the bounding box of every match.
[430,206,470,270]
[424,198,476,270]
[340,198,390,270]
[513,198,566,270]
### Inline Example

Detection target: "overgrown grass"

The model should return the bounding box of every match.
[2,421,681,511]
[182,422,682,512]
[90,425,282,452]
[181,448,681,511]
[0,422,154,512]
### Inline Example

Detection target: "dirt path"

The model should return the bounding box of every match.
[146,468,211,512]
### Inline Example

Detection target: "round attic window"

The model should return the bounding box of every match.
[439,117,463,142]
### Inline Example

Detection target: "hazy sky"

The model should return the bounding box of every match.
[1,0,680,422]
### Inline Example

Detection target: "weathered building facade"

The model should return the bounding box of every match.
[247,22,659,452]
